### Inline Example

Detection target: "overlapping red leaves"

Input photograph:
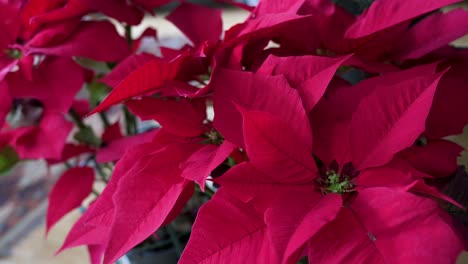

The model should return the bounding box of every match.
[0,0,466,263]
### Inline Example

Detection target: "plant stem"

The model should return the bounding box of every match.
[123,25,138,135]
[99,112,111,127]
[195,184,215,198]
[92,189,100,197]
[69,109,102,146]
[166,224,183,258]
[85,155,109,183]
[123,107,137,135]
[69,109,86,129]
[205,186,215,197]
[93,159,109,183]
[125,25,133,49]
[102,163,114,171]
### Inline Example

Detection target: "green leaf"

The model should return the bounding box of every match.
[74,126,102,147]
[75,57,111,74]
[0,145,20,175]
[87,82,111,107]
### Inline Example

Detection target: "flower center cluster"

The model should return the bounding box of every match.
[322,170,354,194]
[203,129,224,145]
[315,160,359,195]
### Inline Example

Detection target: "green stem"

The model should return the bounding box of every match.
[103,163,114,170]
[92,189,100,197]
[69,109,102,146]
[195,78,207,86]
[125,25,133,49]
[123,25,139,136]
[98,112,111,127]
[166,224,183,258]
[123,107,137,135]
[69,109,86,129]
[204,187,215,198]
[94,159,109,183]
[196,184,215,198]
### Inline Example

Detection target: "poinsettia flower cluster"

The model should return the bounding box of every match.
[0,0,134,161]
[1,0,467,263]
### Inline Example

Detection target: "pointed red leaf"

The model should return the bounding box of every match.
[27,0,88,26]
[308,188,463,263]
[265,190,342,263]
[101,122,123,143]
[350,70,446,170]
[393,8,468,60]
[255,0,303,16]
[58,143,163,254]
[223,1,306,44]
[161,181,195,226]
[26,21,131,62]
[126,97,206,137]
[87,245,105,264]
[410,180,462,208]
[357,158,432,191]
[425,62,468,138]
[103,142,201,264]
[0,56,17,81]
[47,143,93,165]
[71,99,91,118]
[132,0,172,12]
[166,3,223,46]
[325,62,439,118]
[179,189,276,264]
[357,157,462,208]
[30,0,152,26]
[90,54,188,115]
[46,167,94,233]
[27,19,81,47]
[0,82,11,128]
[100,53,158,88]
[309,99,352,166]
[345,0,461,38]
[96,129,158,163]
[258,54,351,112]
[398,139,462,178]
[180,140,236,190]
[215,162,279,210]
[219,163,318,212]
[13,111,73,160]
[19,0,70,32]
[240,108,316,184]
[0,2,20,50]
[6,57,85,112]
[212,69,309,148]
[87,0,144,25]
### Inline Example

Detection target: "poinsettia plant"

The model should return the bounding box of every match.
[0,0,467,263]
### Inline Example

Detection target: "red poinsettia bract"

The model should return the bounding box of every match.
[41,0,467,263]
[180,62,464,263]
